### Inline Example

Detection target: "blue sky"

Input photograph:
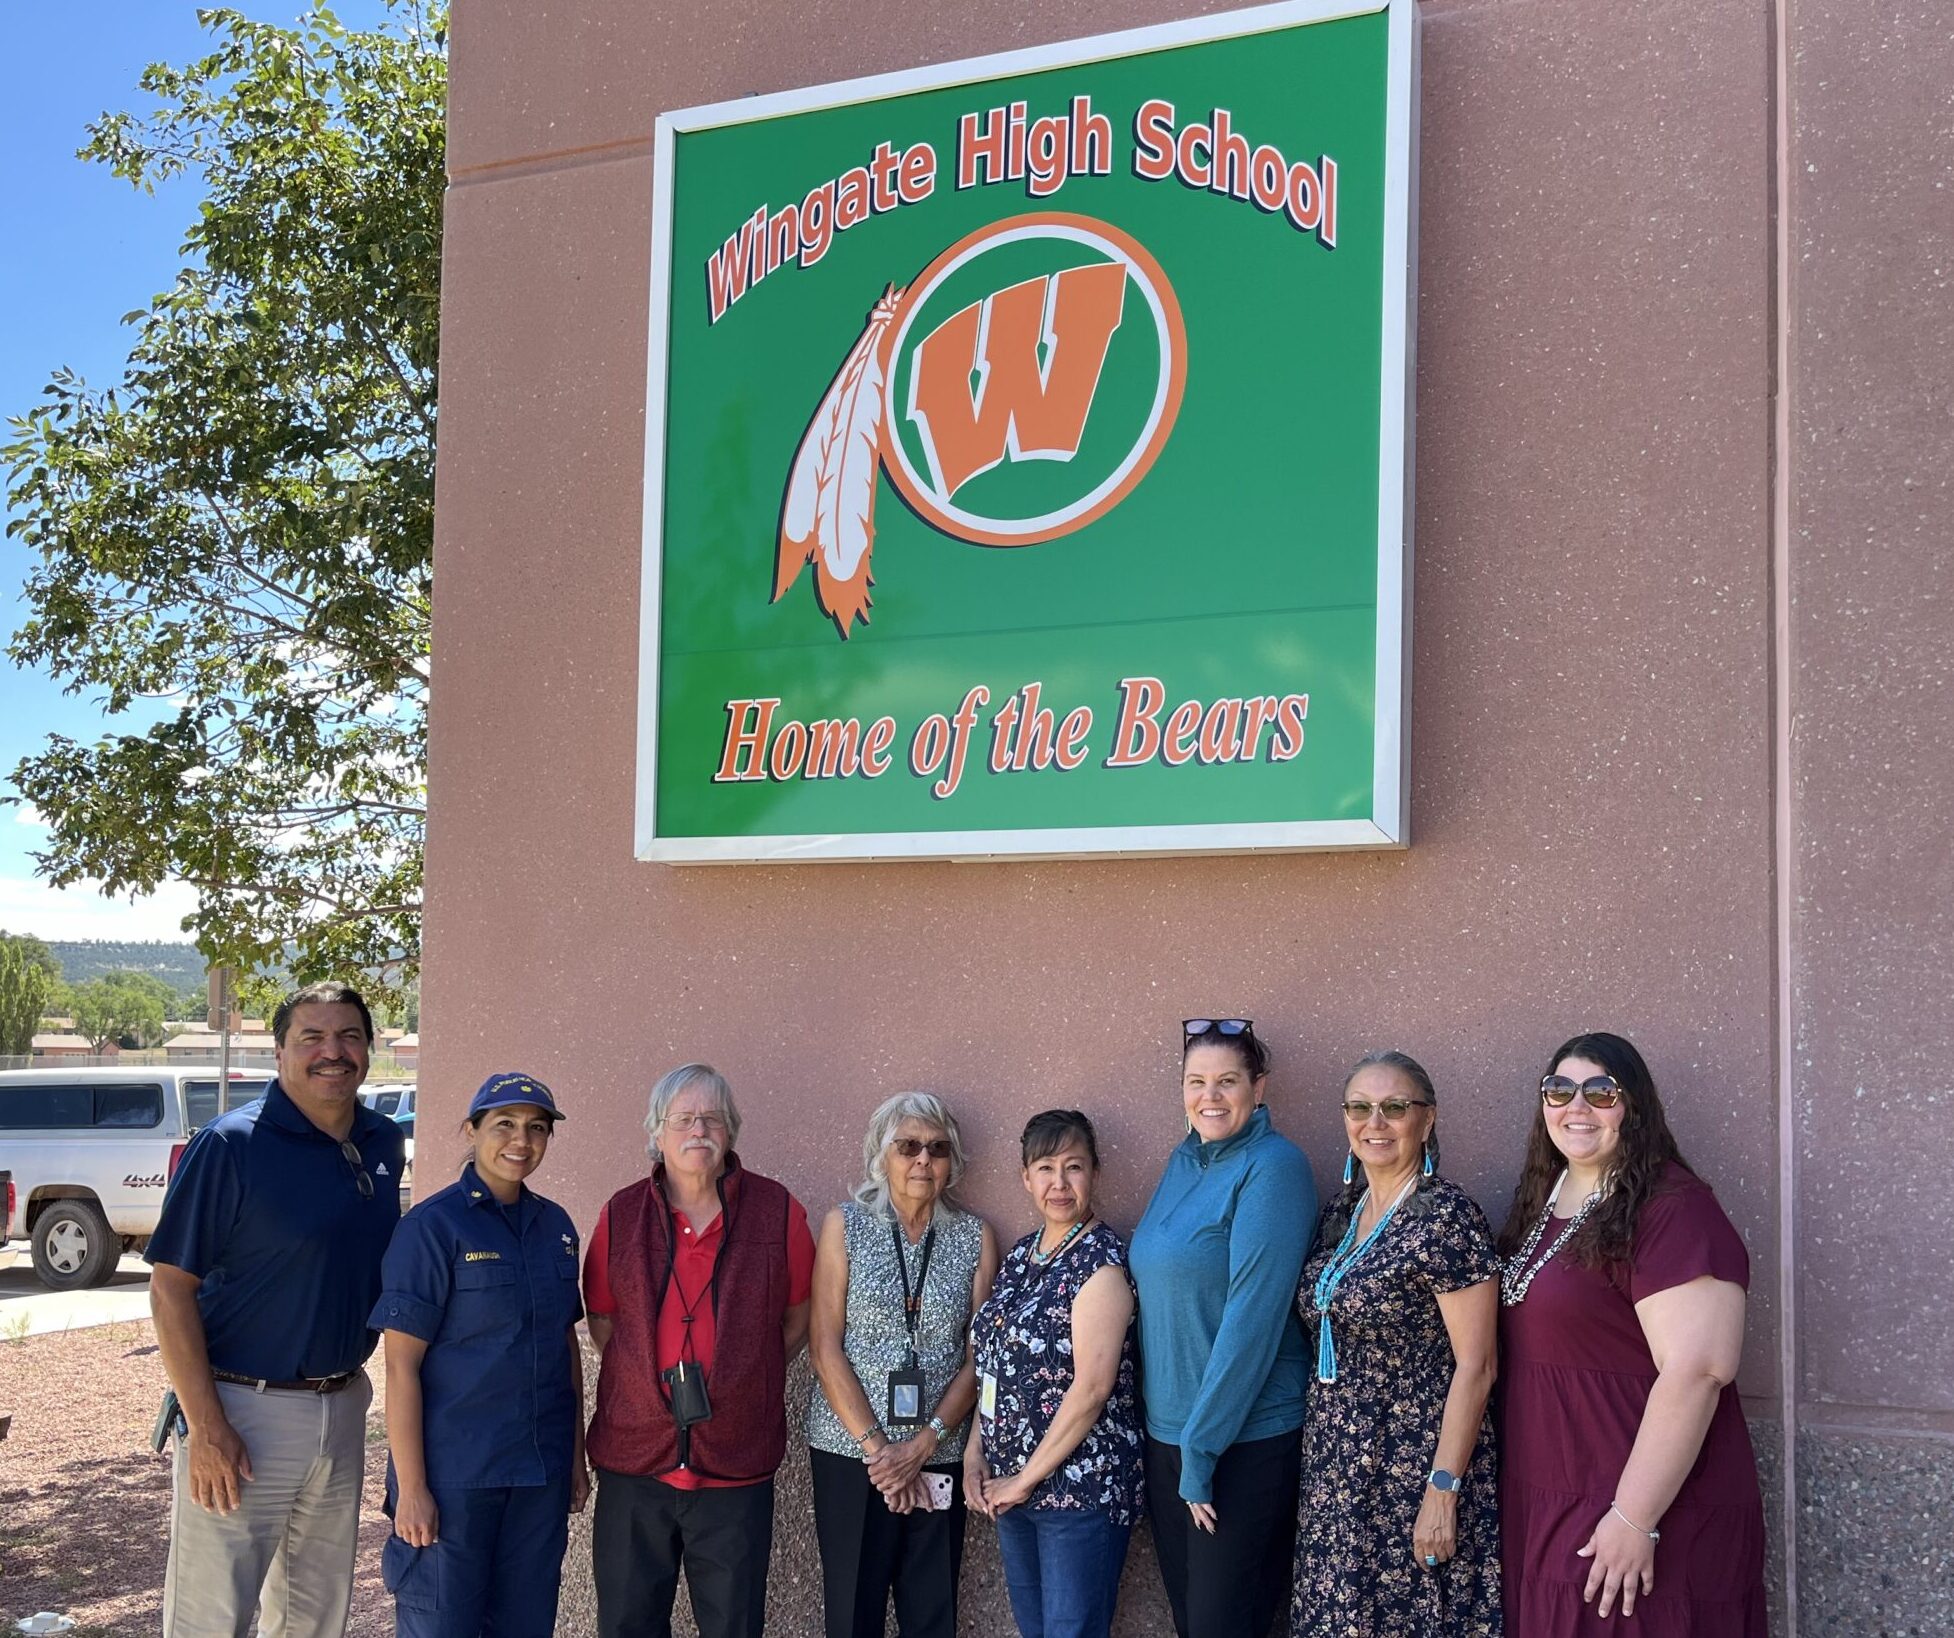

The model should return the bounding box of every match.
[0,2,395,942]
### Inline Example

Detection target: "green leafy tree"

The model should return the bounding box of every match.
[0,939,58,1055]
[0,929,63,984]
[70,970,173,1052]
[3,3,445,1007]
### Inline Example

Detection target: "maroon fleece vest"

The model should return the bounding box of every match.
[585,1156,791,1481]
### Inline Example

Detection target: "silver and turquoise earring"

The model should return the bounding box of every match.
[1422,1138,1436,1178]
[1343,1151,1356,1186]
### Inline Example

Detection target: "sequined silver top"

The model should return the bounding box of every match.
[807,1200,984,1460]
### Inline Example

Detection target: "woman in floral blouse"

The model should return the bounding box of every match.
[1292,1050,1501,1638]
[966,1110,1143,1638]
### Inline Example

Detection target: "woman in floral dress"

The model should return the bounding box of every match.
[1293,1051,1502,1637]
[967,1110,1143,1638]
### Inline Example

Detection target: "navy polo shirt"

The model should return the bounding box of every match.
[370,1162,583,1489]
[146,1078,405,1380]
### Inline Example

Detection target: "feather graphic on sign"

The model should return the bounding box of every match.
[775,284,904,638]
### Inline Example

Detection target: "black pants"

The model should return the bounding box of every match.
[808,1446,967,1638]
[1144,1432,1300,1638]
[591,1467,775,1638]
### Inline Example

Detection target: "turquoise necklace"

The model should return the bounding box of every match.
[1312,1174,1417,1383]
[1030,1218,1087,1266]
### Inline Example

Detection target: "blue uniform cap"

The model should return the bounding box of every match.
[468,1071,566,1122]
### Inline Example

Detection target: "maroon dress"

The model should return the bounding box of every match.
[1498,1164,1767,1638]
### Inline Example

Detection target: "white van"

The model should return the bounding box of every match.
[0,1066,269,1290]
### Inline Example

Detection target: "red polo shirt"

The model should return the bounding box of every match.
[584,1183,815,1489]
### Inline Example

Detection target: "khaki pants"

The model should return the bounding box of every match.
[163,1372,372,1638]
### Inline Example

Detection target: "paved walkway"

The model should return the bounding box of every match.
[0,1253,153,1337]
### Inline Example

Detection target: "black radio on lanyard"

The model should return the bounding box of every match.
[886,1222,935,1427]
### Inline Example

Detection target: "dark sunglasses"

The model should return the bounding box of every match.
[338,1139,375,1199]
[1184,1018,1254,1039]
[1342,1098,1432,1122]
[890,1137,954,1160]
[1540,1074,1624,1109]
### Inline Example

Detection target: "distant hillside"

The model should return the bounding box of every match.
[48,939,207,991]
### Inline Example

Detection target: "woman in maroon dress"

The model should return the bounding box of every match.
[1496,1032,1766,1637]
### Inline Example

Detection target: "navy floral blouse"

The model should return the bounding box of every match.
[972,1222,1144,1525]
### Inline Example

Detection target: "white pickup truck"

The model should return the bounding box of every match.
[0,1066,268,1290]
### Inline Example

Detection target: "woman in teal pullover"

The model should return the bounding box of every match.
[1129,1019,1316,1638]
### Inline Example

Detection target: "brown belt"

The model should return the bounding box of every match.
[212,1367,359,1394]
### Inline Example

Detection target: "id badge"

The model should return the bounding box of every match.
[887,1366,925,1427]
[979,1372,997,1421]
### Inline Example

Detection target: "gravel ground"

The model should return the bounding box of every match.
[0,1319,396,1637]
[1,1326,1153,1636]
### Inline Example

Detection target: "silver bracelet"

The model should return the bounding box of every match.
[1609,1502,1660,1541]
[855,1425,884,1451]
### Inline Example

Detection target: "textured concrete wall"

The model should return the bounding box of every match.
[1785,1,1954,1632]
[424,0,1952,1632]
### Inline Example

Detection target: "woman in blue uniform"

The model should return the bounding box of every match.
[373,1072,590,1636]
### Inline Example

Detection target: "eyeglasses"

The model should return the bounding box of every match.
[1341,1098,1432,1122]
[338,1140,374,1200]
[890,1137,954,1160]
[661,1111,728,1133]
[1540,1075,1624,1109]
[1184,1018,1254,1039]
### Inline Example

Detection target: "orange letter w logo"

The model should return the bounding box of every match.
[904,261,1127,500]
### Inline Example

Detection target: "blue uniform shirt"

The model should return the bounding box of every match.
[146,1078,406,1380]
[371,1161,584,1490]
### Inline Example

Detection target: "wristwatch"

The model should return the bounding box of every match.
[1427,1468,1462,1493]
[926,1415,949,1441]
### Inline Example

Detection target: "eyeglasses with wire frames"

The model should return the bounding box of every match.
[1540,1074,1624,1109]
[1341,1097,1434,1122]
[661,1111,729,1133]
[337,1139,374,1199]
[890,1137,955,1160]
[1183,1018,1254,1039]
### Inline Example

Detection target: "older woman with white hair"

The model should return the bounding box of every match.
[809,1091,1000,1638]
[581,1063,816,1638]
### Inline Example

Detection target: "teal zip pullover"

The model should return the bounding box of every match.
[1128,1105,1315,1504]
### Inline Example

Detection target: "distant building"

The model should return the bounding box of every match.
[163,1029,274,1065]
[31,1033,118,1060]
[164,1030,219,1062]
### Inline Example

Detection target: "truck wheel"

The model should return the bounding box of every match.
[31,1200,120,1291]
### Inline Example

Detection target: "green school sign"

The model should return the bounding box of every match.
[637,0,1419,862]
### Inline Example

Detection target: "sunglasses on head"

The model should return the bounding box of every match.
[1342,1097,1432,1122]
[890,1137,954,1159]
[1184,1018,1254,1039]
[1540,1074,1624,1109]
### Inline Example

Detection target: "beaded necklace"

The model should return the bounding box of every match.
[1312,1174,1418,1383]
[990,1219,1091,1334]
[1030,1218,1088,1266]
[1499,1168,1602,1307]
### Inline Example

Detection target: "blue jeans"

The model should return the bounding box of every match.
[994,1505,1133,1638]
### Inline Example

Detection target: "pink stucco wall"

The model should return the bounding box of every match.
[425,1,1954,1629]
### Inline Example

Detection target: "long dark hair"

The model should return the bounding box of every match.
[1497,1031,1692,1268]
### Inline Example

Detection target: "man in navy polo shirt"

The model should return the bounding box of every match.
[148,981,405,1638]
